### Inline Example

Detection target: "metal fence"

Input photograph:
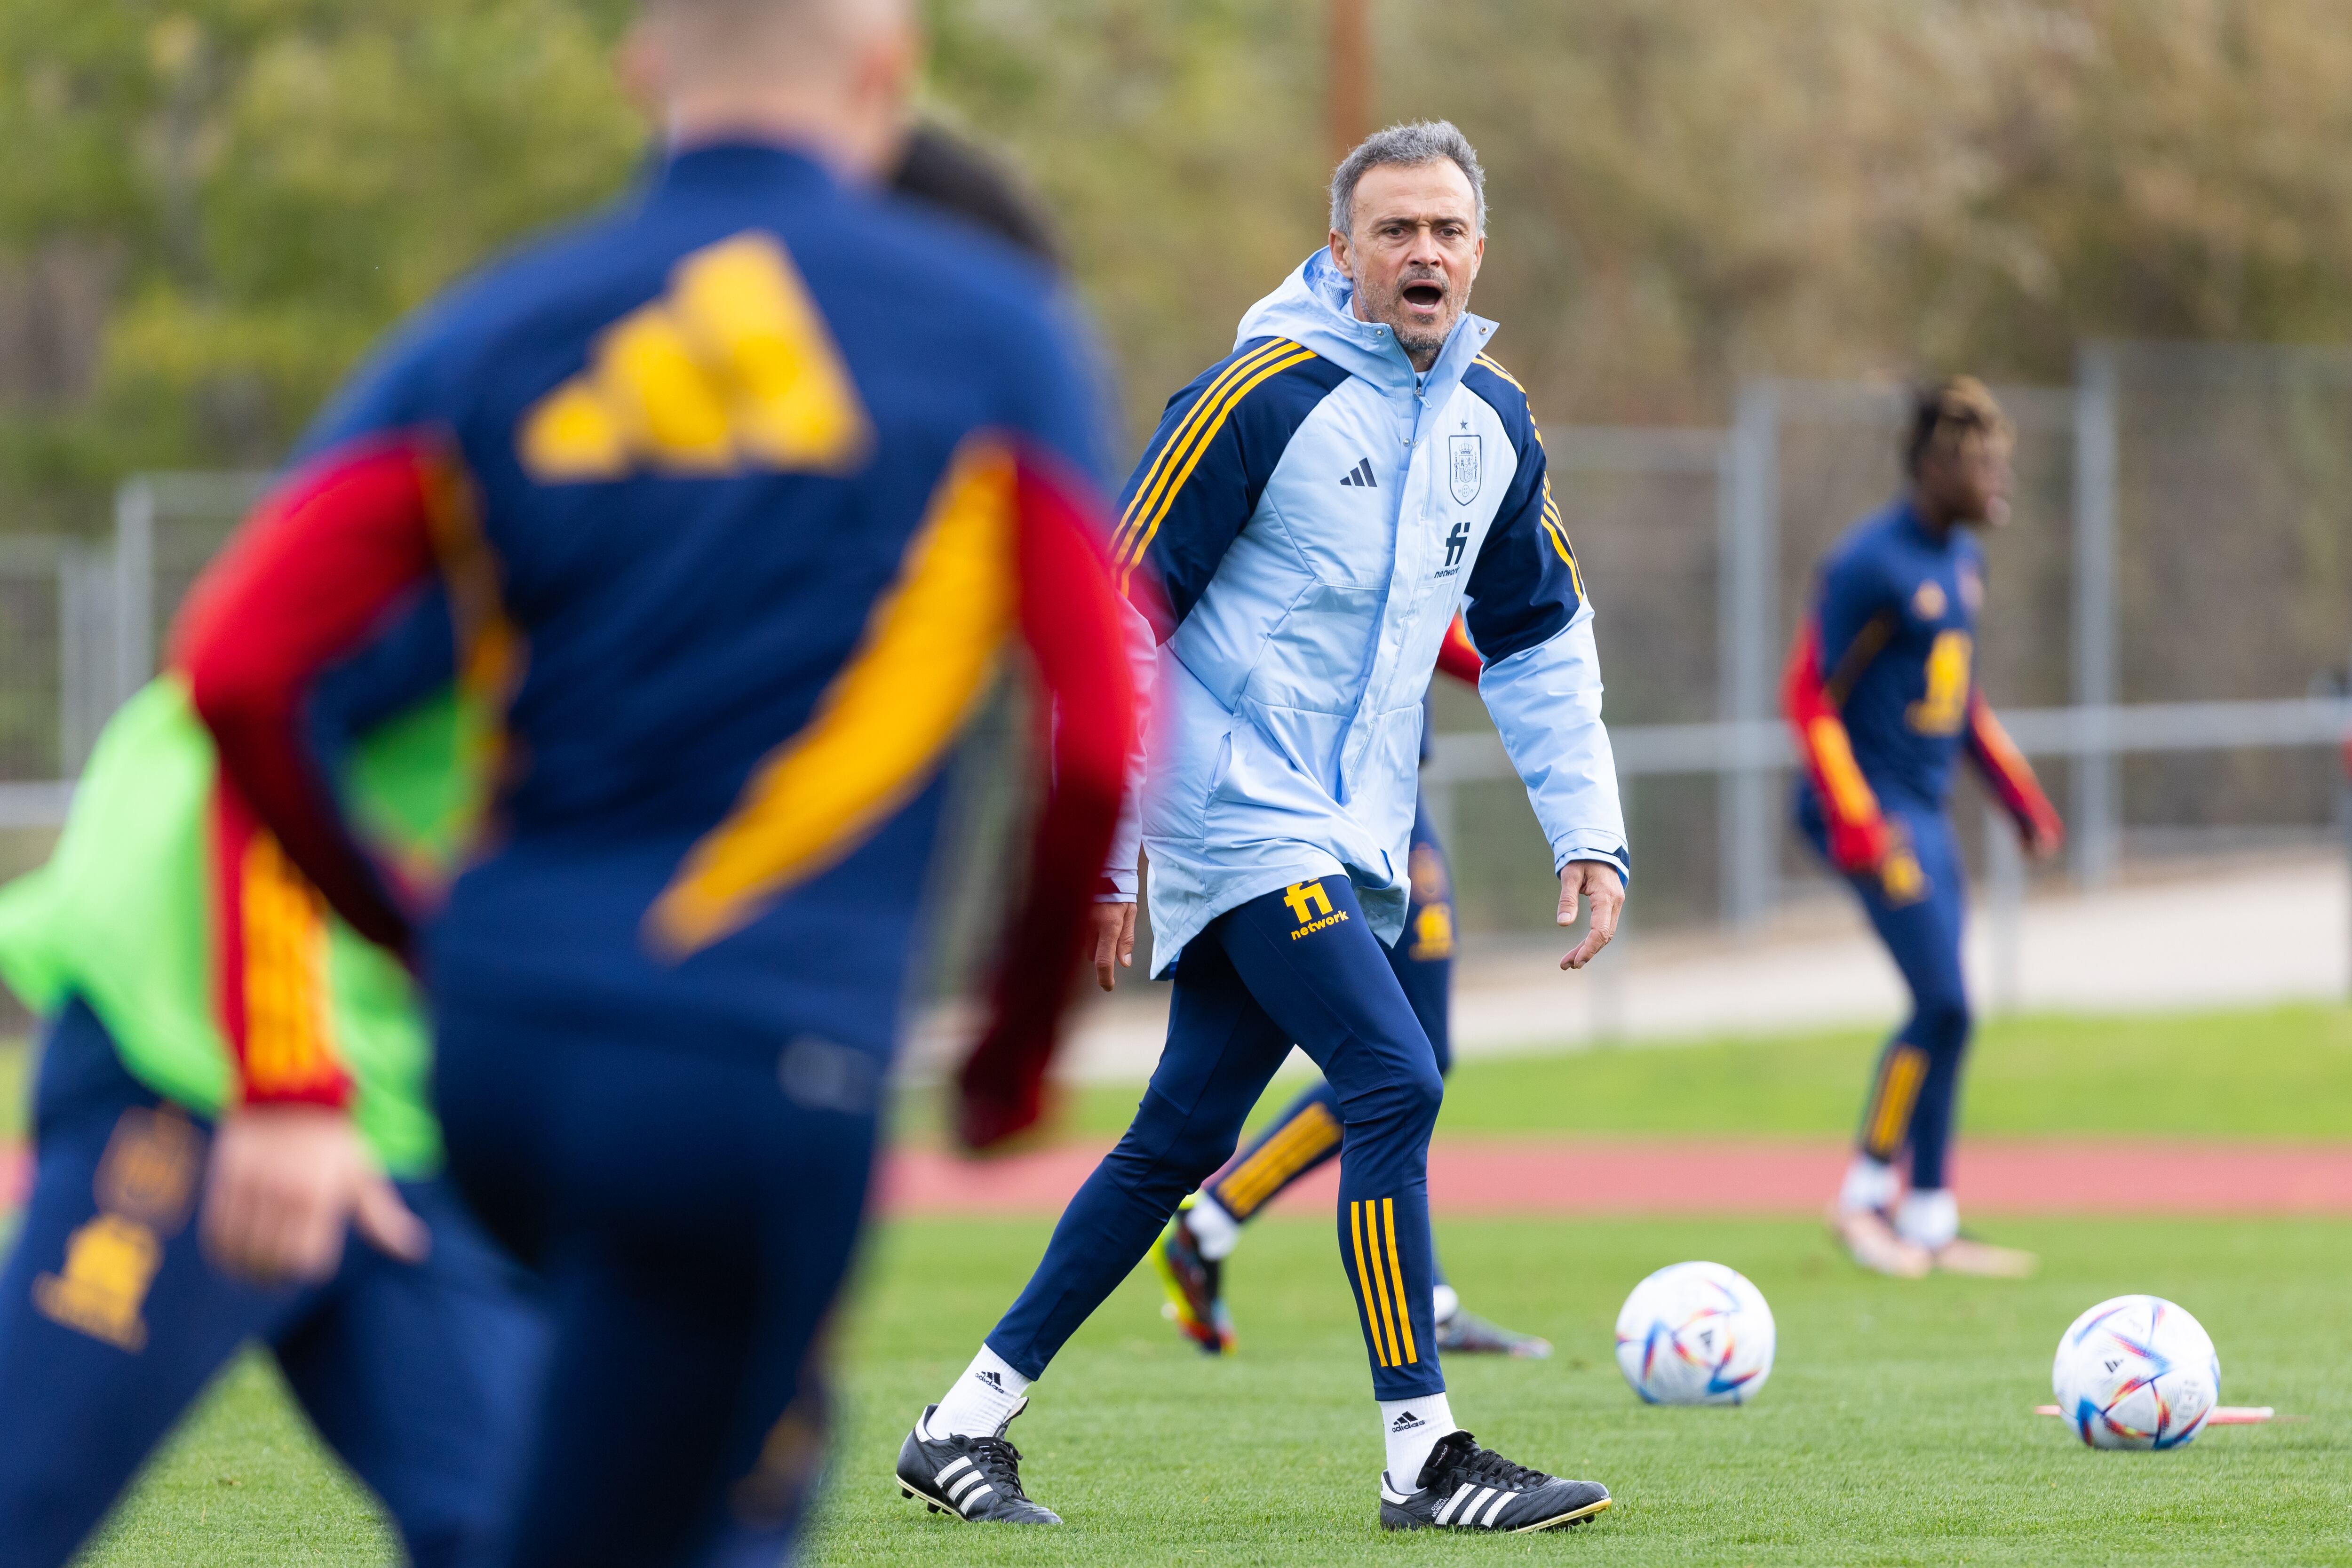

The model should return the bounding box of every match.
[1429,345,2352,936]
[3,342,2349,944]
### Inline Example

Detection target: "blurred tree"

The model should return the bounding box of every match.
[1385,0,2352,422]
[0,0,643,530]
[5,0,2352,521]
[923,0,1328,446]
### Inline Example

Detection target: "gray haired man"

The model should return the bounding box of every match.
[898,121,1625,1534]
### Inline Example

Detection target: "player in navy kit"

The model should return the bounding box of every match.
[175,3,1136,1563]
[1783,377,2063,1279]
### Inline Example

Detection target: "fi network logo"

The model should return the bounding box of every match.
[1444,520,1471,569]
[1283,880,1349,940]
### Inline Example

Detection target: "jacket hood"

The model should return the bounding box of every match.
[1233,249,1497,407]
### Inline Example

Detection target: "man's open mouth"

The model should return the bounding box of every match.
[1401,281,1445,309]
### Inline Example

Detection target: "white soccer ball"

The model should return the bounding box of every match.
[2052,1294,2219,1450]
[1613,1261,1776,1406]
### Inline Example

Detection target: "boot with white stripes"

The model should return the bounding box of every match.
[895,1401,1062,1524]
[1379,1430,1611,1532]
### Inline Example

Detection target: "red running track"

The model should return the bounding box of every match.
[874,1138,2352,1218]
[6,1139,2351,1219]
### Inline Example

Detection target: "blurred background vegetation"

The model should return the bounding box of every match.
[2,0,2350,525]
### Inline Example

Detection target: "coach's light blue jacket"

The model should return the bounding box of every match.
[1109,249,1627,976]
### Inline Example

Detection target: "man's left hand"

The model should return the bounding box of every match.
[1090,900,1137,991]
[1557,860,1625,971]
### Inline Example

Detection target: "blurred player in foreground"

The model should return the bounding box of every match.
[0,654,541,1568]
[1784,377,2063,1279]
[174,0,1135,1561]
[1152,616,1551,1360]
[900,122,1628,1534]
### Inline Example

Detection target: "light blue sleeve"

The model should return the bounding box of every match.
[1476,604,1630,884]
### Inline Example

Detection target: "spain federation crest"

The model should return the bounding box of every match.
[1447,433,1482,505]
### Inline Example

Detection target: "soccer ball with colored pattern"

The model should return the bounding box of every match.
[1613,1261,1775,1406]
[2052,1295,2219,1450]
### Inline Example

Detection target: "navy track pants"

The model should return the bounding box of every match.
[987,873,1447,1400]
[1204,804,1454,1291]
[1803,797,1973,1191]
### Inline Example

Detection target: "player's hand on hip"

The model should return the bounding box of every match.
[201,1104,430,1286]
[1092,900,1137,991]
[1558,860,1625,971]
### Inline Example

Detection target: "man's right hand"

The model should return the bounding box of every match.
[1091,900,1136,990]
[201,1104,429,1286]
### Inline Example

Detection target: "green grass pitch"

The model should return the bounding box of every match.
[9,1003,2349,1564]
[75,1218,2352,1566]
[807,1215,2352,1567]
[923,1002,2352,1146]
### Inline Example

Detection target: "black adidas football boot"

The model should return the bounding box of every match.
[1434,1306,1553,1359]
[896,1401,1061,1524]
[1380,1429,1611,1533]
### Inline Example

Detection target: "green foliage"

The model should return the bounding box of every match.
[7,0,2352,519]
[0,0,644,526]
[922,0,1330,444]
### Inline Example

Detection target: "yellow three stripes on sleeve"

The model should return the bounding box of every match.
[1473,353,1587,598]
[1348,1197,1420,1368]
[1112,339,1317,589]
[643,437,1018,957]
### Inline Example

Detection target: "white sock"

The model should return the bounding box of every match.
[1895,1187,1959,1250]
[1184,1194,1241,1261]
[1431,1283,1460,1326]
[1838,1154,1899,1215]
[1380,1393,1457,1489]
[930,1346,1030,1438]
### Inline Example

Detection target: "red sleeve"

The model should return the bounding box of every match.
[175,437,448,959]
[954,452,1137,1152]
[1434,613,1485,686]
[1966,692,2063,850]
[209,775,355,1108]
[1782,620,1893,875]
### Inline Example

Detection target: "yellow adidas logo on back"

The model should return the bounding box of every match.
[518,231,872,482]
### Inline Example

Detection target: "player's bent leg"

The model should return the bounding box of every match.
[1893,997,2035,1277]
[1828,826,1967,1280]
[1211,881,1446,1401]
[1159,1077,1345,1352]
[1163,824,1452,1355]
[1387,831,1551,1359]
[1874,813,2036,1280]
[0,1001,291,1568]
[271,1177,548,1568]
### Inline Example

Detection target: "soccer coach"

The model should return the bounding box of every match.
[902,122,1630,1534]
